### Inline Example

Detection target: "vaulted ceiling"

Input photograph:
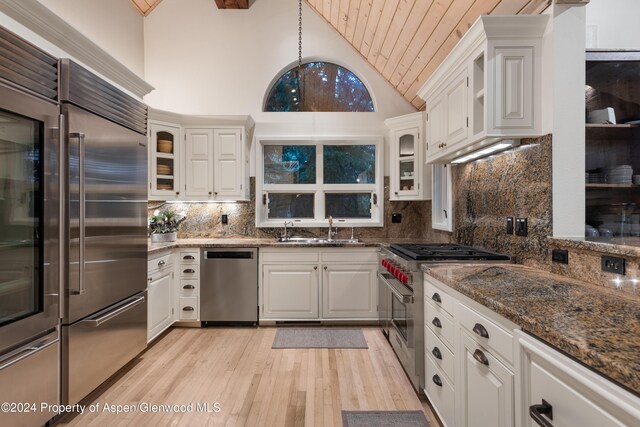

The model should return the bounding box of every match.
[130,0,163,16]
[306,0,552,109]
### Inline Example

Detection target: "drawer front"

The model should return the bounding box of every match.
[180,280,199,296]
[321,250,377,263]
[424,353,455,427]
[179,297,199,320]
[148,253,173,274]
[261,251,319,263]
[180,265,199,280]
[179,251,199,265]
[425,324,455,384]
[458,302,513,365]
[425,302,455,350]
[424,277,456,317]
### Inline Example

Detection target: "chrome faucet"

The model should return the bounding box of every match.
[282,220,294,240]
[327,216,336,241]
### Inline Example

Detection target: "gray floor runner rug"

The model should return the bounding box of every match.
[342,410,430,427]
[272,327,368,349]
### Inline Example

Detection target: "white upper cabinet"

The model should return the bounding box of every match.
[185,128,214,198]
[385,112,432,201]
[148,112,250,201]
[418,15,549,164]
[149,123,181,199]
[213,129,243,200]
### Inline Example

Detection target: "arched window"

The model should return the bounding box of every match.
[264,62,375,112]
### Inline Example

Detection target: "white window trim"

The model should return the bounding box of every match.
[256,136,384,228]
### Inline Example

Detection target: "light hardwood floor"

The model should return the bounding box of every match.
[56,327,439,427]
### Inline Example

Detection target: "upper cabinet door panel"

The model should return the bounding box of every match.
[185,128,214,197]
[445,69,468,146]
[492,46,534,131]
[213,129,242,197]
[428,98,446,154]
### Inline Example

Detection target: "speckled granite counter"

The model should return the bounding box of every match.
[148,238,401,255]
[422,263,640,395]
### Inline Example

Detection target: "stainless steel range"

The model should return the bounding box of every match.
[378,243,510,392]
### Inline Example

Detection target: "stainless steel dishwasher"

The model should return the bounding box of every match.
[200,248,258,325]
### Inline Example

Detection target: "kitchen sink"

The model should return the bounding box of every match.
[276,236,360,244]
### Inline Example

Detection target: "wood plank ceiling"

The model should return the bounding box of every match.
[130,0,163,16]
[306,0,552,109]
[214,0,250,8]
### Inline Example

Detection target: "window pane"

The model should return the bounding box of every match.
[323,145,375,184]
[268,193,315,219]
[325,193,372,218]
[264,62,375,112]
[263,145,316,184]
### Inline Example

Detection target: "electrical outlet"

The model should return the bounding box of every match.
[552,249,569,264]
[221,214,228,225]
[515,217,528,236]
[506,217,514,234]
[392,213,402,223]
[601,255,625,275]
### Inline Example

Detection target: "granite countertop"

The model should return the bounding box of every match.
[422,263,640,396]
[148,237,401,254]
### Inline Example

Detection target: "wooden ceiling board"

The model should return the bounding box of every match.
[373,0,416,72]
[214,0,249,9]
[306,0,551,110]
[130,0,162,16]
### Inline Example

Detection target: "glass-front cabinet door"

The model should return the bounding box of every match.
[394,128,420,198]
[149,122,181,200]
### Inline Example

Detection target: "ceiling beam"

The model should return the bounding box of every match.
[215,0,250,9]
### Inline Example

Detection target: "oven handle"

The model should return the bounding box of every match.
[378,272,413,304]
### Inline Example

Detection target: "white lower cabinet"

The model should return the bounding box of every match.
[458,331,514,427]
[147,252,175,342]
[260,248,378,321]
[515,331,640,427]
[322,264,377,318]
[262,264,319,319]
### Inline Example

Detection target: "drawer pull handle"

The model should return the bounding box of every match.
[182,306,195,311]
[473,349,489,366]
[529,400,553,427]
[158,260,165,266]
[432,374,442,387]
[472,323,489,338]
[183,269,196,274]
[432,292,441,303]
[183,284,195,290]
[432,317,442,329]
[183,255,195,260]
[432,347,442,360]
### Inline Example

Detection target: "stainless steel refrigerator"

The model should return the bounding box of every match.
[59,60,149,405]
[0,25,61,427]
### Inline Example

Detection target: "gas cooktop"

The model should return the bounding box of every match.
[389,243,511,261]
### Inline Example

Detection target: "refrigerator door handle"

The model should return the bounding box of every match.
[70,132,86,295]
[0,337,59,372]
[82,295,146,327]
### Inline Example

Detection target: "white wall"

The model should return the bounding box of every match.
[143,0,415,123]
[585,0,640,49]
[37,0,144,76]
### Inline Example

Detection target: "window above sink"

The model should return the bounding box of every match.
[255,137,384,227]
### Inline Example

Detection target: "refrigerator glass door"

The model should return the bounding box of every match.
[0,82,59,356]
[65,103,147,323]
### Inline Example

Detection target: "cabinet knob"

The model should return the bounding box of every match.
[432,346,442,360]
[147,277,152,282]
[314,266,318,270]
[176,191,180,195]
[432,374,442,387]
[394,192,398,195]
[214,192,218,196]
[324,266,327,270]
[472,349,489,366]
[209,191,212,195]
[158,260,165,266]
[432,317,442,329]
[529,400,554,427]
[472,322,489,338]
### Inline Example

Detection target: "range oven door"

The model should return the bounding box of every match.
[378,272,420,390]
